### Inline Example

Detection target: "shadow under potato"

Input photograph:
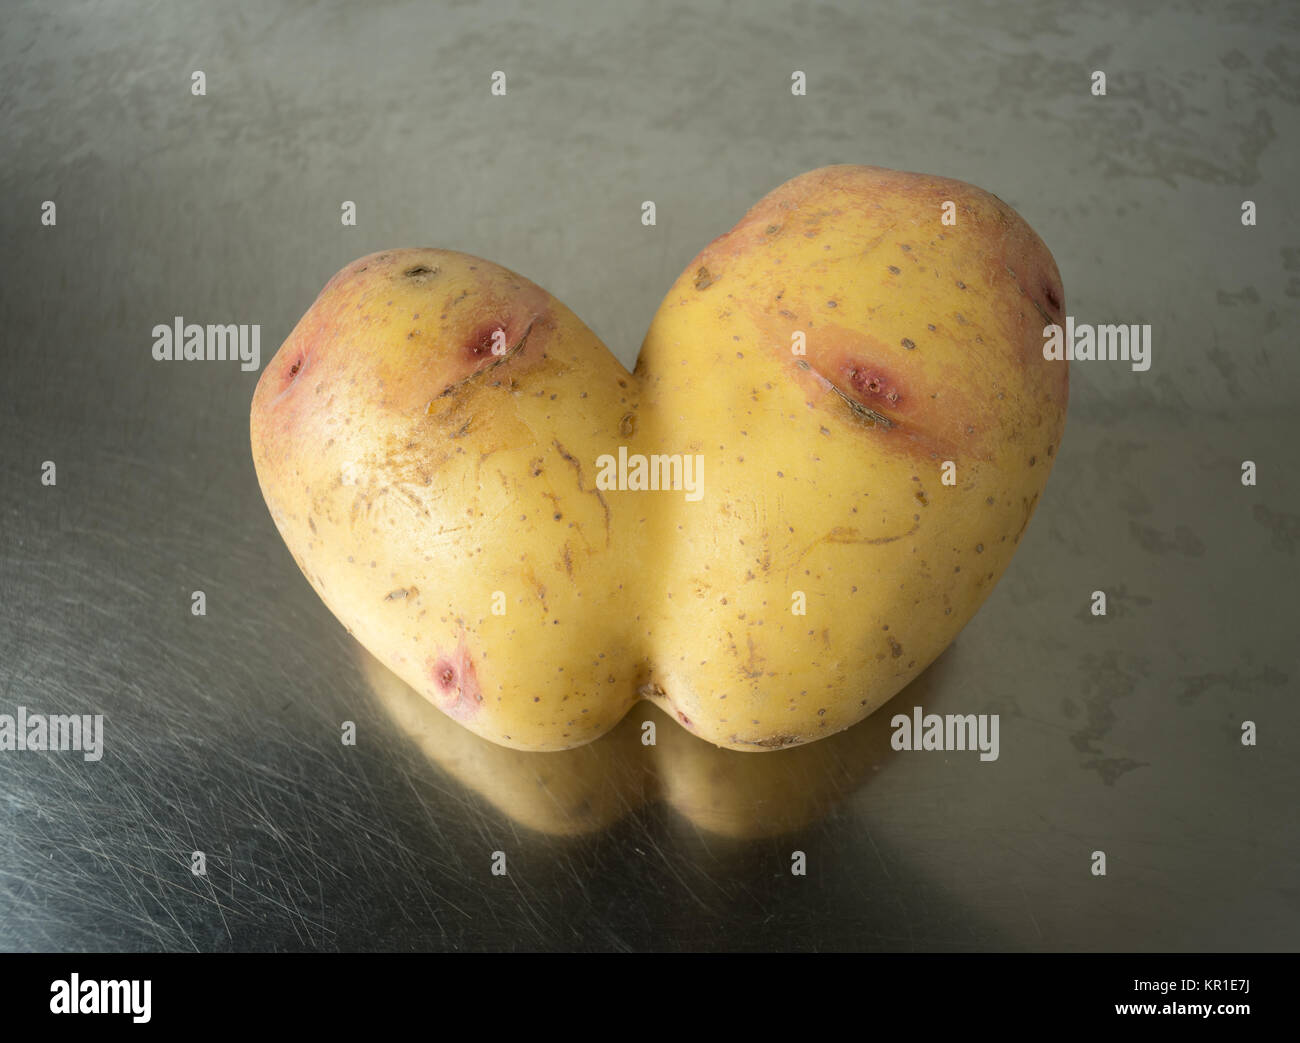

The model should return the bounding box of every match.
[361,642,961,839]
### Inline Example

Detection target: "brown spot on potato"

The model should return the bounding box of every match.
[753,734,799,748]
[552,439,612,546]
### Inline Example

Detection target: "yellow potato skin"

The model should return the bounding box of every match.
[251,249,643,750]
[252,166,1066,754]
[633,165,1066,748]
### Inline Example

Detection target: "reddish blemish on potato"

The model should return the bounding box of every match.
[270,346,311,407]
[466,323,509,360]
[421,314,544,403]
[846,367,901,405]
[826,351,911,415]
[427,632,483,720]
[282,355,308,396]
[784,335,995,461]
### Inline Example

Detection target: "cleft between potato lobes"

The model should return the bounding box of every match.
[250,166,1067,754]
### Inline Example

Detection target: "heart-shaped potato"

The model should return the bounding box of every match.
[251,165,1066,752]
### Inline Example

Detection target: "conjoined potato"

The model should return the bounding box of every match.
[250,165,1067,752]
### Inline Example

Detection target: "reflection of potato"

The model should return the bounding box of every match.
[363,643,958,838]
[652,708,890,839]
[361,647,647,837]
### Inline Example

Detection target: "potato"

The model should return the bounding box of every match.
[251,165,1066,753]
[251,249,642,750]
[633,165,1067,748]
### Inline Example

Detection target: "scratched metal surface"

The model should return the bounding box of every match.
[2,0,1298,952]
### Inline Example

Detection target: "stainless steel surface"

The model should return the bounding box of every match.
[2,0,1297,951]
